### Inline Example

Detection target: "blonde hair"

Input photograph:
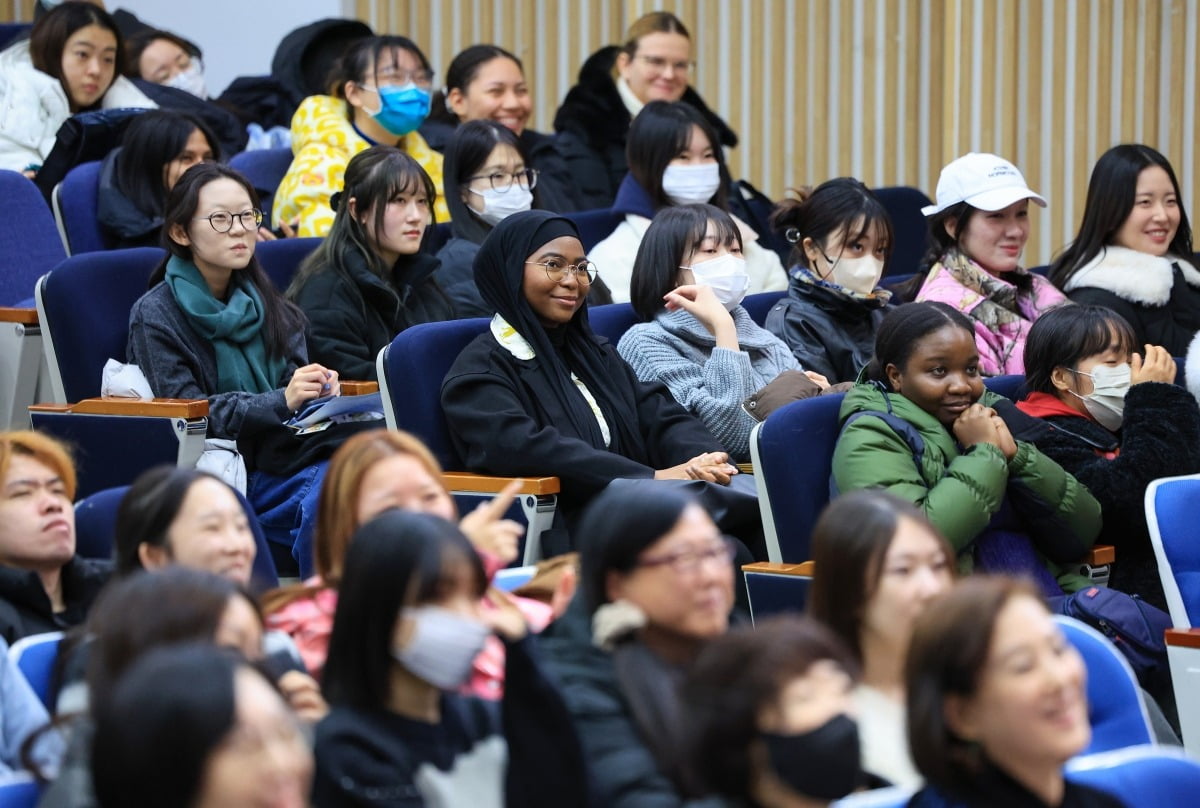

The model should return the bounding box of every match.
[614,11,691,78]
[0,431,76,500]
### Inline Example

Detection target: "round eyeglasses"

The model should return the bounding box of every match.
[525,258,598,284]
[468,168,540,193]
[194,209,263,233]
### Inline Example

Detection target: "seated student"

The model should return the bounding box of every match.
[683,617,872,806]
[126,163,338,574]
[273,34,449,237]
[1050,144,1200,357]
[907,153,1067,375]
[312,510,588,807]
[287,146,454,381]
[0,431,110,643]
[92,644,312,808]
[588,100,786,303]
[540,484,736,807]
[553,11,736,209]
[263,428,553,692]
[766,178,895,382]
[807,490,955,789]
[0,1,155,174]
[618,204,828,461]
[906,576,1123,808]
[422,44,579,213]
[831,302,1102,595]
[1017,305,1200,611]
[441,210,751,553]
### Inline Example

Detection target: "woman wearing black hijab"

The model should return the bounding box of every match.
[440,210,752,555]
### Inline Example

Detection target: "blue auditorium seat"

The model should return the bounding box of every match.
[9,632,64,710]
[51,160,108,255]
[257,237,322,292]
[742,290,786,326]
[567,208,623,251]
[1146,473,1200,628]
[872,185,934,278]
[229,147,294,226]
[589,302,639,344]
[0,171,67,304]
[1066,746,1200,804]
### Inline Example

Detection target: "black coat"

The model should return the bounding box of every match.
[1018,382,1200,611]
[0,557,112,644]
[290,248,454,382]
[765,276,891,382]
[433,236,488,319]
[1067,264,1200,357]
[96,147,159,250]
[553,46,738,210]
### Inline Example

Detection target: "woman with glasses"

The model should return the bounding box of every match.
[442,210,748,557]
[286,145,454,381]
[553,10,736,209]
[273,35,449,238]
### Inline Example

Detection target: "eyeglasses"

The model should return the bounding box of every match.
[634,54,696,75]
[194,209,263,233]
[636,538,736,575]
[370,66,435,88]
[468,168,540,193]
[525,259,598,284]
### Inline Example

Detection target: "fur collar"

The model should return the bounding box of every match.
[1064,245,1200,306]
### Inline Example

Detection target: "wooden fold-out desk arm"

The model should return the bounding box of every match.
[1087,545,1116,566]
[30,397,209,417]
[742,561,815,577]
[441,472,560,496]
[1166,628,1200,648]
[340,380,379,396]
[0,308,37,324]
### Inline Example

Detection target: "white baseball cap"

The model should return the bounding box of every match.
[922,152,1047,216]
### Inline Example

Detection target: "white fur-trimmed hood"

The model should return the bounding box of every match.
[1063,245,1200,307]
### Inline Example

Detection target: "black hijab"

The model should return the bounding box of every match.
[473,210,646,456]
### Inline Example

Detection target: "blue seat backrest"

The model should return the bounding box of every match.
[228,148,294,226]
[9,632,63,710]
[56,160,108,255]
[1054,616,1153,754]
[589,302,640,344]
[984,374,1025,400]
[380,317,490,469]
[567,208,623,252]
[1067,747,1200,804]
[257,237,321,292]
[39,247,165,402]
[0,23,31,50]
[871,186,933,278]
[1147,475,1200,627]
[743,291,786,326]
[0,171,66,305]
[0,774,40,808]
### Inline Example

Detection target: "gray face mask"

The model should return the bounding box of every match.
[392,605,491,690]
[165,59,208,100]
[1068,363,1130,431]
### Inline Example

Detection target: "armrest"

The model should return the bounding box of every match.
[1087,545,1116,566]
[1166,628,1200,649]
[30,397,209,418]
[736,462,754,475]
[0,307,37,324]
[441,472,560,496]
[340,380,379,396]
[742,561,815,576]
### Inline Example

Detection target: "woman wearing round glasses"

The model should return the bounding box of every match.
[287,145,454,381]
[273,35,449,238]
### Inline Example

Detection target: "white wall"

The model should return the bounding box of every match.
[115,0,353,97]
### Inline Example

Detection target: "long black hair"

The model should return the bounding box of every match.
[443,119,526,244]
[770,178,894,271]
[116,109,219,220]
[427,44,524,127]
[1022,304,1137,394]
[627,101,731,212]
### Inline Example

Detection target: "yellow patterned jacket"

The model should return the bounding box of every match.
[272,95,449,237]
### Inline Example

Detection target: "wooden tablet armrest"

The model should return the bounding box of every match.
[1086,545,1116,566]
[340,380,379,396]
[1165,628,1200,648]
[441,472,560,496]
[0,307,37,324]
[736,462,754,475]
[741,561,815,576]
[30,397,210,418]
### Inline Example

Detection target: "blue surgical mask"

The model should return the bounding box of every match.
[363,82,431,137]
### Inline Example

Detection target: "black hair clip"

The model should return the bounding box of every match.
[329,191,343,212]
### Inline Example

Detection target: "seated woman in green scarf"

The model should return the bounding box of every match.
[127,162,339,577]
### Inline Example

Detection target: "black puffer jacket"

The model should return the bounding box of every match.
[553,46,737,210]
[96,146,160,249]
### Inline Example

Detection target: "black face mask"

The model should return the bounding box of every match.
[762,713,863,800]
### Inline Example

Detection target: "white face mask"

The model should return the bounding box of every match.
[469,185,533,226]
[392,605,492,690]
[662,162,721,205]
[820,252,884,295]
[165,59,208,100]
[1068,363,1131,431]
[683,253,748,310]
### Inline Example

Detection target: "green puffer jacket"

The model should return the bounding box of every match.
[832,382,1102,591]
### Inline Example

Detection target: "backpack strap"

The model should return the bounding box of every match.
[830,409,926,498]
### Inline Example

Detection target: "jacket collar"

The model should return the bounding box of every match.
[342,248,441,310]
[1016,391,1088,420]
[611,173,658,219]
[1064,245,1200,305]
[654,306,778,351]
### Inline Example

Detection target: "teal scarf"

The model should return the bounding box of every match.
[165,255,286,395]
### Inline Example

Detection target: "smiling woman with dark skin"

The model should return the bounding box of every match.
[831,302,1101,593]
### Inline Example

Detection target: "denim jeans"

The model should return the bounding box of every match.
[247,461,328,579]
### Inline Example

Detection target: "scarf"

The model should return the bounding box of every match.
[790,265,892,304]
[927,249,1053,330]
[165,255,286,394]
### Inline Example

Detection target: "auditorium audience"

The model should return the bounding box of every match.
[312,509,587,807]
[1017,305,1200,611]
[906,153,1067,375]
[588,100,786,303]
[287,146,453,381]
[807,490,955,789]
[618,204,827,461]
[554,10,735,209]
[832,302,1101,594]
[273,34,448,237]
[1050,143,1200,358]
[767,178,895,382]
[0,1,154,174]
[905,576,1123,807]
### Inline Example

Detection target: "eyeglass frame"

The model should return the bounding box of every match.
[633,53,696,75]
[635,537,737,575]
[359,66,436,89]
[193,209,263,233]
[524,259,599,285]
[467,167,540,193]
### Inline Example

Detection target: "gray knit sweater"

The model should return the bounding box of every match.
[617,307,799,461]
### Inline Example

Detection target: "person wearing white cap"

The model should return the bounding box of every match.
[906,153,1068,376]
